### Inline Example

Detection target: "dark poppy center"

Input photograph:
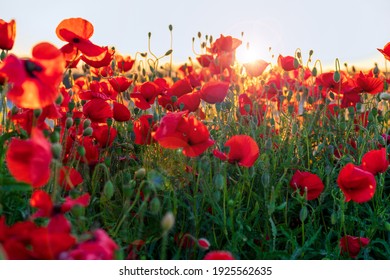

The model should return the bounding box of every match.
[73,38,81,43]
[52,204,62,215]
[24,60,43,78]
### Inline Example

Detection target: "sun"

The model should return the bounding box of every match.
[235,41,269,65]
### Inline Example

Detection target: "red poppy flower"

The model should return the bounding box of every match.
[209,34,242,53]
[360,148,389,175]
[228,135,259,167]
[116,54,135,72]
[61,229,118,260]
[152,111,215,157]
[0,217,38,259]
[244,59,269,77]
[355,71,384,95]
[337,163,376,203]
[91,123,117,147]
[277,55,299,71]
[377,42,390,61]
[315,71,347,95]
[9,106,56,135]
[56,17,105,57]
[6,128,52,188]
[175,91,201,112]
[31,227,76,260]
[134,115,155,145]
[81,46,114,68]
[203,250,235,260]
[109,76,132,93]
[83,99,113,123]
[339,235,370,258]
[131,81,161,110]
[78,136,100,165]
[167,78,193,98]
[289,170,324,200]
[59,166,83,190]
[113,101,131,122]
[200,80,230,104]
[30,190,90,217]
[0,42,65,109]
[0,19,16,50]
[91,65,113,77]
[197,54,214,67]
[238,93,253,116]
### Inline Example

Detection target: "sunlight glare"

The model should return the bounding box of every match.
[236,46,263,64]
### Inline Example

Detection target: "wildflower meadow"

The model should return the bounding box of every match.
[0,17,389,260]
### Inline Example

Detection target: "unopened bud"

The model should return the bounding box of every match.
[107,117,113,127]
[83,127,93,136]
[65,117,73,129]
[333,71,341,83]
[161,211,175,232]
[55,94,64,105]
[77,146,86,157]
[197,238,210,250]
[149,197,161,214]
[51,143,62,159]
[103,180,114,200]
[83,119,91,129]
[134,168,146,180]
[33,108,42,118]
[385,221,390,232]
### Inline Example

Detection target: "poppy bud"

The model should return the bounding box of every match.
[68,100,75,111]
[385,221,390,232]
[83,127,93,137]
[10,106,19,115]
[333,71,341,83]
[33,108,42,118]
[107,117,113,127]
[149,197,161,214]
[312,67,317,77]
[83,119,91,129]
[161,211,175,232]
[74,117,81,126]
[198,238,210,250]
[51,143,62,160]
[171,96,178,103]
[50,131,60,143]
[331,212,337,225]
[134,168,146,180]
[77,146,86,157]
[65,117,73,129]
[299,206,308,222]
[213,174,225,190]
[103,180,114,200]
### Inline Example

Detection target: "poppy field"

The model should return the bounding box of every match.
[0,17,390,260]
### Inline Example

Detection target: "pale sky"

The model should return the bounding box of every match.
[3,0,390,70]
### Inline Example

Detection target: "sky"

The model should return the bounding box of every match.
[3,0,390,70]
